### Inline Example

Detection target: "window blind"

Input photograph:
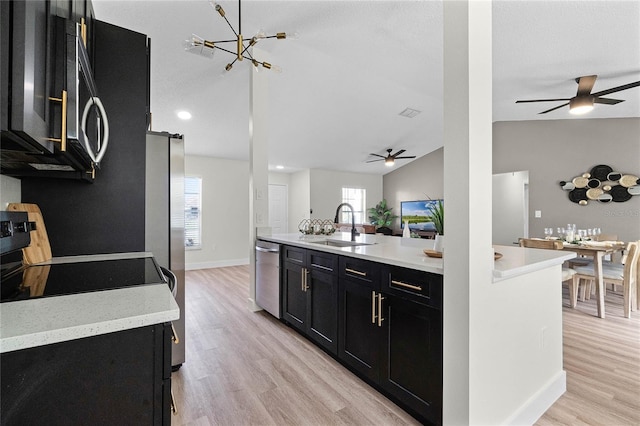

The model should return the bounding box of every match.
[185,176,202,248]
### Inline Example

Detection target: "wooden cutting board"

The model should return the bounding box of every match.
[7,203,52,264]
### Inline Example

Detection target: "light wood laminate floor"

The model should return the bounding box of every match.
[172,266,640,425]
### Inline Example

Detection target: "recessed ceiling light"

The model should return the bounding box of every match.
[398,107,421,118]
[276,165,284,169]
[177,111,192,120]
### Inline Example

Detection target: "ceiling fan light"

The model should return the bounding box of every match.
[385,158,395,167]
[569,96,594,115]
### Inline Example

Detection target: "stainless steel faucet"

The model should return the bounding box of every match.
[334,203,360,241]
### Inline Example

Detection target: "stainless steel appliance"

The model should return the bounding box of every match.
[255,240,281,318]
[145,131,186,368]
[1,12,107,182]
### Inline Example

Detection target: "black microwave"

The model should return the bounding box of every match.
[1,5,107,182]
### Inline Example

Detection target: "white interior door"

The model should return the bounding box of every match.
[269,184,288,234]
[492,171,529,245]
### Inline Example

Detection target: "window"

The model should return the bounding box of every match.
[341,187,366,224]
[185,176,202,248]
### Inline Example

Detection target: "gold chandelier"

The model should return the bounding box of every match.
[184,0,296,73]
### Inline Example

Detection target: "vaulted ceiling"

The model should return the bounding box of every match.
[92,0,640,174]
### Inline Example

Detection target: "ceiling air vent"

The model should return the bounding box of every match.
[398,107,421,118]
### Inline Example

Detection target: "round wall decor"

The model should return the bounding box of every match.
[559,164,640,205]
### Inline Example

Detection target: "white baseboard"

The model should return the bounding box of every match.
[504,370,566,425]
[186,258,249,270]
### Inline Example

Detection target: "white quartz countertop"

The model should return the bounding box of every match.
[491,244,576,282]
[0,252,180,353]
[258,233,576,282]
[260,232,445,274]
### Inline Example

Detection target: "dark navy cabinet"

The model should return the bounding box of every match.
[1,323,173,426]
[281,244,444,426]
[282,245,339,354]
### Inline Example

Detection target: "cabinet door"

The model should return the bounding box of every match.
[0,324,168,425]
[282,260,306,332]
[338,256,382,381]
[306,267,338,353]
[380,295,442,426]
[338,277,381,381]
[7,0,56,153]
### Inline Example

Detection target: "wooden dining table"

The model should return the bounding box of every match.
[561,241,626,318]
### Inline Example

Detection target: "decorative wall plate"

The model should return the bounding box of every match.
[561,182,575,190]
[590,165,613,181]
[572,176,589,188]
[587,178,601,188]
[607,172,622,181]
[610,185,632,202]
[568,188,588,203]
[586,188,603,200]
[597,193,613,203]
[619,175,640,188]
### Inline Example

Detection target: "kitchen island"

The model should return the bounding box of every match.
[258,232,575,280]
[0,252,179,425]
[258,232,576,425]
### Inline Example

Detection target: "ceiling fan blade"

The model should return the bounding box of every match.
[368,153,386,159]
[516,98,571,103]
[394,156,416,160]
[366,159,384,163]
[390,149,406,157]
[594,97,624,105]
[538,102,569,114]
[591,80,640,97]
[576,75,597,96]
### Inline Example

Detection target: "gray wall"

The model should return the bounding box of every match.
[309,169,383,224]
[185,156,250,269]
[492,171,529,245]
[383,119,639,242]
[383,147,444,232]
[493,118,640,242]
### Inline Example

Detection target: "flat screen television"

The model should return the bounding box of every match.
[400,200,443,231]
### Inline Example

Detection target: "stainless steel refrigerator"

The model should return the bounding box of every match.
[145,131,186,368]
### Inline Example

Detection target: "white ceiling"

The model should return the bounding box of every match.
[92,0,640,175]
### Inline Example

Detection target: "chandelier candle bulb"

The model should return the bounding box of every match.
[185,0,290,73]
[214,3,225,17]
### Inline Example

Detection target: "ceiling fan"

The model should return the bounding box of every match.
[367,149,416,167]
[515,75,640,115]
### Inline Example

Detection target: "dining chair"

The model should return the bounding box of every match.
[577,240,635,301]
[519,238,578,304]
[595,233,620,263]
[571,241,639,318]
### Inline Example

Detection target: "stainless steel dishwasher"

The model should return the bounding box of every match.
[255,240,281,318]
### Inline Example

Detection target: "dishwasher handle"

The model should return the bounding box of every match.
[256,246,280,253]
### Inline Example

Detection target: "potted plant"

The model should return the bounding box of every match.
[426,199,444,251]
[426,199,444,235]
[368,199,397,235]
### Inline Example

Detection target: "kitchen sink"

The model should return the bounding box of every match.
[309,239,373,247]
